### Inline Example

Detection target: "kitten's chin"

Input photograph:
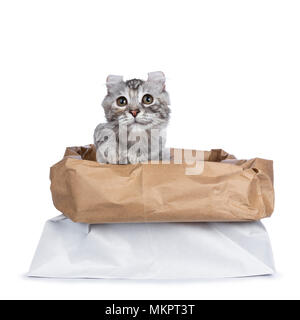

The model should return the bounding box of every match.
[135,118,152,125]
[128,122,148,131]
[118,117,156,130]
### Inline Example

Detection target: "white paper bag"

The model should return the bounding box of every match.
[28,215,275,279]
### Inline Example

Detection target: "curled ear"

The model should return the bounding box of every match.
[147,71,166,91]
[106,75,123,91]
[147,71,165,83]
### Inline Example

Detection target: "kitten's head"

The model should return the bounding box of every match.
[102,72,170,129]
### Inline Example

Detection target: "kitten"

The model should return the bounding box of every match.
[94,72,171,164]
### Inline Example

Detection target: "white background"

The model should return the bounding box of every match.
[0,0,299,299]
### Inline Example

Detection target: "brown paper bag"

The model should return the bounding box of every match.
[50,145,274,223]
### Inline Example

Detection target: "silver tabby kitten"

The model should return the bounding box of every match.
[94,71,171,164]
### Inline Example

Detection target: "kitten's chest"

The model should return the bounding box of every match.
[124,126,151,145]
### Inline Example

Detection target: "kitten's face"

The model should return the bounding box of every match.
[102,72,170,130]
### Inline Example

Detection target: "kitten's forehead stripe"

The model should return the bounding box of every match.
[126,78,144,89]
[129,88,138,106]
[126,79,143,107]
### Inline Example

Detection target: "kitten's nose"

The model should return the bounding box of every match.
[129,110,140,117]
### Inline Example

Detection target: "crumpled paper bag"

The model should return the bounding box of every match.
[50,145,274,223]
[28,215,275,279]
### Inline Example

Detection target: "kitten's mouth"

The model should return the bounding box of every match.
[134,117,152,125]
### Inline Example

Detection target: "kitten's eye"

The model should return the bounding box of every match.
[142,94,153,105]
[116,96,127,106]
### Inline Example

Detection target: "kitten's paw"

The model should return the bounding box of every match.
[128,152,149,164]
